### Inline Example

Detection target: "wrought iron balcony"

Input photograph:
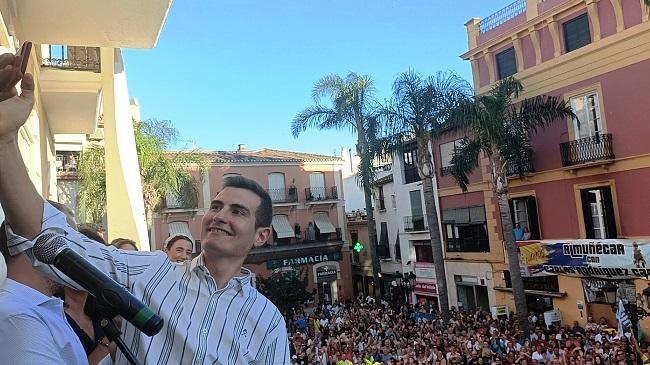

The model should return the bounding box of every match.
[560,134,614,167]
[266,187,299,204]
[41,45,101,72]
[506,156,535,176]
[404,215,428,232]
[440,166,454,176]
[479,0,526,33]
[305,186,338,202]
[446,238,490,253]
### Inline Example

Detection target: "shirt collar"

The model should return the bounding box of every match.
[1,278,59,306]
[190,254,252,296]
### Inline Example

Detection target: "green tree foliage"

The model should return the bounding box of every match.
[76,119,208,226]
[256,269,314,315]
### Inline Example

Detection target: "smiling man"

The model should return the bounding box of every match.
[0,67,289,364]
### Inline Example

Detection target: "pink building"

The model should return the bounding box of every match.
[151,145,353,303]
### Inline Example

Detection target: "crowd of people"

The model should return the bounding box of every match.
[287,299,649,365]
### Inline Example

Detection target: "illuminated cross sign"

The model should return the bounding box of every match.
[353,241,364,253]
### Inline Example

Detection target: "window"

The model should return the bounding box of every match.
[496,47,517,79]
[570,92,601,140]
[267,173,286,202]
[442,205,489,252]
[378,222,390,259]
[308,172,326,200]
[402,146,420,184]
[414,241,434,263]
[508,196,541,240]
[564,13,591,53]
[395,236,401,261]
[580,186,617,239]
[439,140,462,176]
[406,190,426,231]
[378,186,386,210]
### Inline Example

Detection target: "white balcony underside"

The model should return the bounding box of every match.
[17,0,172,48]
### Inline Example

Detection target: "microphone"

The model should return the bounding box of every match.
[33,232,164,336]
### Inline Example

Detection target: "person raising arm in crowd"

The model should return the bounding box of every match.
[0,60,289,365]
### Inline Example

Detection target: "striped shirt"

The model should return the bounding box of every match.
[7,202,290,365]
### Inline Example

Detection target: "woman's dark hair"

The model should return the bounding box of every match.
[79,227,106,245]
[164,234,193,251]
[111,238,138,251]
[222,175,272,228]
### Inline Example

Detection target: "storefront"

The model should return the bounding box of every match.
[413,262,438,308]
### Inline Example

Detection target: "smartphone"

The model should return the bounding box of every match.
[15,41,32,74]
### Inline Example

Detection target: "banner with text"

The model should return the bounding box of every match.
[518,239,650,279]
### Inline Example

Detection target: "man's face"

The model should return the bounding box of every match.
[201,187,271,259]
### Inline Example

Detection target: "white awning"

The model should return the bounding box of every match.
[168,222,195,252]
[272,215,295,239]
[314,212,336,234]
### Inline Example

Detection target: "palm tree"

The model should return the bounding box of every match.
[375,70,471,320]
[292,72,382,297]
[447,77,574,337]
[77,119,208,241]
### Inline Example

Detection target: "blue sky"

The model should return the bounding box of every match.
[123,0,513,156]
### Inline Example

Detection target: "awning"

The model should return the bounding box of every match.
[314,212,336,234]
[272,215,295,239]
[168,221,195,252]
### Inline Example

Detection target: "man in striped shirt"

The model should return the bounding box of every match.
[0,69,290,364]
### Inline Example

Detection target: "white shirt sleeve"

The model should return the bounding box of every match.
[0,313,69,364]
[5,200,166,289]
[263,315,290,365]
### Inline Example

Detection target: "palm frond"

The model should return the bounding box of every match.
[514,95,575,134]
[449,138,482,192]
[291,106,344,137]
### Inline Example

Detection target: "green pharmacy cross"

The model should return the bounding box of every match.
[353,241,364,253]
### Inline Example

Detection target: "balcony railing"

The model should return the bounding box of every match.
[305,186,338,202]
[479,0,527,33]
[41,45,101,72]
[560,134,614,167]
[404,215,428,232]
[440,166,454,176]
[266,188,298,203]
[446,238,490,253]
[506,156,535,176]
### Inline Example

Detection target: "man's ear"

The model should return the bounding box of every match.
[253,227,272,247]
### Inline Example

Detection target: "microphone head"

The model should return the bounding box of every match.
[33,232,68,264]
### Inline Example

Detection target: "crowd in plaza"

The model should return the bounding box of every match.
[287,299,649,365]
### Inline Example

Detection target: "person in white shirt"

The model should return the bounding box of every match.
[0,74,290,365]
[0,59,87,365]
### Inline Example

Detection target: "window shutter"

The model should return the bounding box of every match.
[580,189,595,239]
[526,196,541,240]
[600,186,617,239]
[508,199,516,228]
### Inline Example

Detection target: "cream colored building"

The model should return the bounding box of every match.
[0,1,173,250]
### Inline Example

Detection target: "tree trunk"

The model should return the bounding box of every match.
[417,137,451,320]
[356,137,382,299]
[491,154,530,338]
[421,176,451,320]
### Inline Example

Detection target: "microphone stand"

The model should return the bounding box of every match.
[96,303,142,365]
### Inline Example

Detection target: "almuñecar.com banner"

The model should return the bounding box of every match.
[518,239,650,279]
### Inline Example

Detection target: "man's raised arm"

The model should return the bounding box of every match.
[0,71,43,239]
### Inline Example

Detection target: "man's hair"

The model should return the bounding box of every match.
[222,175,272,228]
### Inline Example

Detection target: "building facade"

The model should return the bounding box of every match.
[151,145,354,304]
[0,1,172,250]
[458,0,650,324]
[373,144,443,308]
